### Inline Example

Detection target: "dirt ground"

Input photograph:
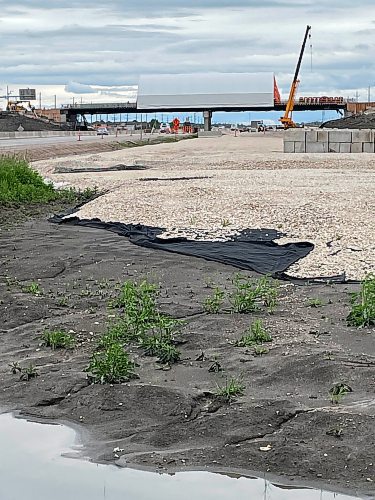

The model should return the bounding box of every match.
[0,208,374,496]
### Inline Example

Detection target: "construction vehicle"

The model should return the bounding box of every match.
[6,100,34,113]
[280,25,312,129]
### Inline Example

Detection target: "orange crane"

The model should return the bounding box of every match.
[280,25,312,129]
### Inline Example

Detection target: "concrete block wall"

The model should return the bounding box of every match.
[284,128,375,153]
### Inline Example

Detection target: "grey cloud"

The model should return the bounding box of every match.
[65,81,97,94]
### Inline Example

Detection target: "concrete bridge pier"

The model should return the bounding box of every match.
[203,110,212,131]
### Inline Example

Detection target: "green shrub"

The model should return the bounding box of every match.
[347,274,375,327]
[235,319,272,347]
[41,330,75,350]
[87,343,136,384]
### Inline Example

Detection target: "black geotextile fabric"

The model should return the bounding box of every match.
[49,214,349,283]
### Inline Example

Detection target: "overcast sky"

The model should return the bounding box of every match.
[0,0,374,118]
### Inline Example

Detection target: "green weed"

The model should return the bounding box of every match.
[329,383,352,405]
[216,376,245,402]
[110,280,159,336]
[87,343,137,384]
[9,362,21,374]
[41,330,75,350]
[20,364,39,381]
[253,345,269,356]
[22,282,43,296]
[235,319,272,347]
[307,298,324,308]
[347,274,375,327]
[203,287,225,313]
[230,274,278,314]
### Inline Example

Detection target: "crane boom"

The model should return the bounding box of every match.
[280,25,312,129]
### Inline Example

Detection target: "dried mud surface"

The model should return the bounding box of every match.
[0,215,374,496]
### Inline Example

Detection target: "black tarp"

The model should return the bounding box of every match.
[50,214,349,283]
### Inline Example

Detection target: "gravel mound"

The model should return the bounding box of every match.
[322,112,375,129]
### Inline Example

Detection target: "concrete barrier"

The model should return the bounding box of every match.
[284,128,375,153]
[198,131,222,138]
[0,131,97,140]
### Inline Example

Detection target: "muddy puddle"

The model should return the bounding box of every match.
[0,413,361,500]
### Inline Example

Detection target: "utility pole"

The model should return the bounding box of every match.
[54,95,57,109]
[368,85,371,103]
[39,92,42,110]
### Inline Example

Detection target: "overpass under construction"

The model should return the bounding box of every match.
[61,71,349,131]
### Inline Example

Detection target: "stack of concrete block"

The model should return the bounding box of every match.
[284,128,375,153]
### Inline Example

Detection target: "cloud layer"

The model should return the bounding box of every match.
[1,1,374,100]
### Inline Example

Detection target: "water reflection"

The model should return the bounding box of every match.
[0,413,358,500]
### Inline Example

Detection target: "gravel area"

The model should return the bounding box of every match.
[33,132,375,280]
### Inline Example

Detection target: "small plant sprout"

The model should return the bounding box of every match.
[9,362,21,374]
[253,345,269,356]
[235,320,272,347]
[87,343,137,384]
[216,376,245,402]
[329,383,353,405]
[307,298,324,308]
[23,282,43,296]
[203,287,225,313]
[347,274,375,328]
[257,276,279,313]
[221,218,230,227]
[20,364,39,381]
[57,296,69,307]
[41,330,75,350]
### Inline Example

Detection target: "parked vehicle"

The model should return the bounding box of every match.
[159,123,171,134]
[97,127,109,135]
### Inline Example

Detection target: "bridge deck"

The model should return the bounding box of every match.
[62,100,347,117]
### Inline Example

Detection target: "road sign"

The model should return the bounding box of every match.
[19,88,36,101]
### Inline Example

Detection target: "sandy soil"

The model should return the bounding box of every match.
[33,133,375,281]
[0,216,374,496]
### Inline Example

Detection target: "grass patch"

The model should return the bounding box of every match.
[41,330,75,350]
[216,376,245,402]
[0,155,98,205]
[347,274,375,328]
[235,319,272,347]
[0,156,56,203]
[87,343,137,384]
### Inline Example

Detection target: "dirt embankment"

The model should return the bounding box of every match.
[0,112,69,132]
[0,209,374,496]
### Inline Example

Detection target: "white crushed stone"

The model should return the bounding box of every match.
[33,133,375,280]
